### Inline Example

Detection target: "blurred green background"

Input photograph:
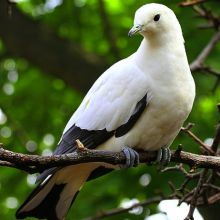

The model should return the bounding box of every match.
[0,0,219,219]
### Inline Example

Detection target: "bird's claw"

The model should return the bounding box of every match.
[156,147,171,167]
[121,147,140,168]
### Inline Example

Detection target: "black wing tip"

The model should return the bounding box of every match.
[15,184,66,220]
[16,211,58,220]
[16,208,40,219]
[16,211,59,220]
[15,210,25,219]
[16,211,37,219]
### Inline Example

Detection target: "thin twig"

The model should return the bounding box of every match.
[207,192,220,204]
[84,196,164,220]
[203,183,220,191]
[179,0,206,7]
[211,124,220,153]
[179,178,192,193]
[184,169,208,220]
[190,30,220,72]
[181,127,214,154]
[202,67,220,78]
[162,164,201,179]
[193,5,220,30]
[179,188,196,206]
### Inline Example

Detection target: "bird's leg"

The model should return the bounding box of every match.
[156,147,171,166]
[121,146,140,168]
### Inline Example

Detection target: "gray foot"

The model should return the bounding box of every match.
[121,147,140,168]
[156,147,171,166]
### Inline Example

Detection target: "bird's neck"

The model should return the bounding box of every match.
[137,33,185,54]
[134,36,188,74]
[133,36,191,86]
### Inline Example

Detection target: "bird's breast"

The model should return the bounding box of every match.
[122,81,195,151]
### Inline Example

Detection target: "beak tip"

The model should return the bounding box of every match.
[128,31,133,37]
[128,25,142,38]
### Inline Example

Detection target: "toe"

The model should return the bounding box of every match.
[162,148,171,166]
[156,147,171,166]
[121,147,140,168]
[122,147,131,168]
[156,149,163,162]
[133,150,140,167]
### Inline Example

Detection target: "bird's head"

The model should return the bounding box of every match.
[129,3,184,44]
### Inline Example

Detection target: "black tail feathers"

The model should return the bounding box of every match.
[16,183,72,220]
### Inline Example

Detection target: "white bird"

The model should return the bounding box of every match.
[16,3,195,220]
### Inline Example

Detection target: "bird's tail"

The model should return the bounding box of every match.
[16,164,98,220]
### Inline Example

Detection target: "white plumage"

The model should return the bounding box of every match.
[16,3,195,220]
[64,58,150,132]
[64,3,195,151]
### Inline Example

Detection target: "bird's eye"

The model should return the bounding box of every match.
[153,14,160,22]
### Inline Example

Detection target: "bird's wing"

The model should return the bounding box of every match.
[37,57,151,182]
[64,58,151,132]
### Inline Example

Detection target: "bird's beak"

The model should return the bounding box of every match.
[128,25,143,37]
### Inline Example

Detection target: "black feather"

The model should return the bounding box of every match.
[16,93,148,220]
[115,93,147,137]
[37,127,114,182]
[87,166,114,181]
[37,93,147,183]
[16,184,66,220]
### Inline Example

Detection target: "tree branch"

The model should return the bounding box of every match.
[184,169,208,220]
[181,124,215,154]
[190,30,220,72]
[179,0,206,7]
[211,123,220,153]
[0,160,38,173]
[0,145,220,174]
